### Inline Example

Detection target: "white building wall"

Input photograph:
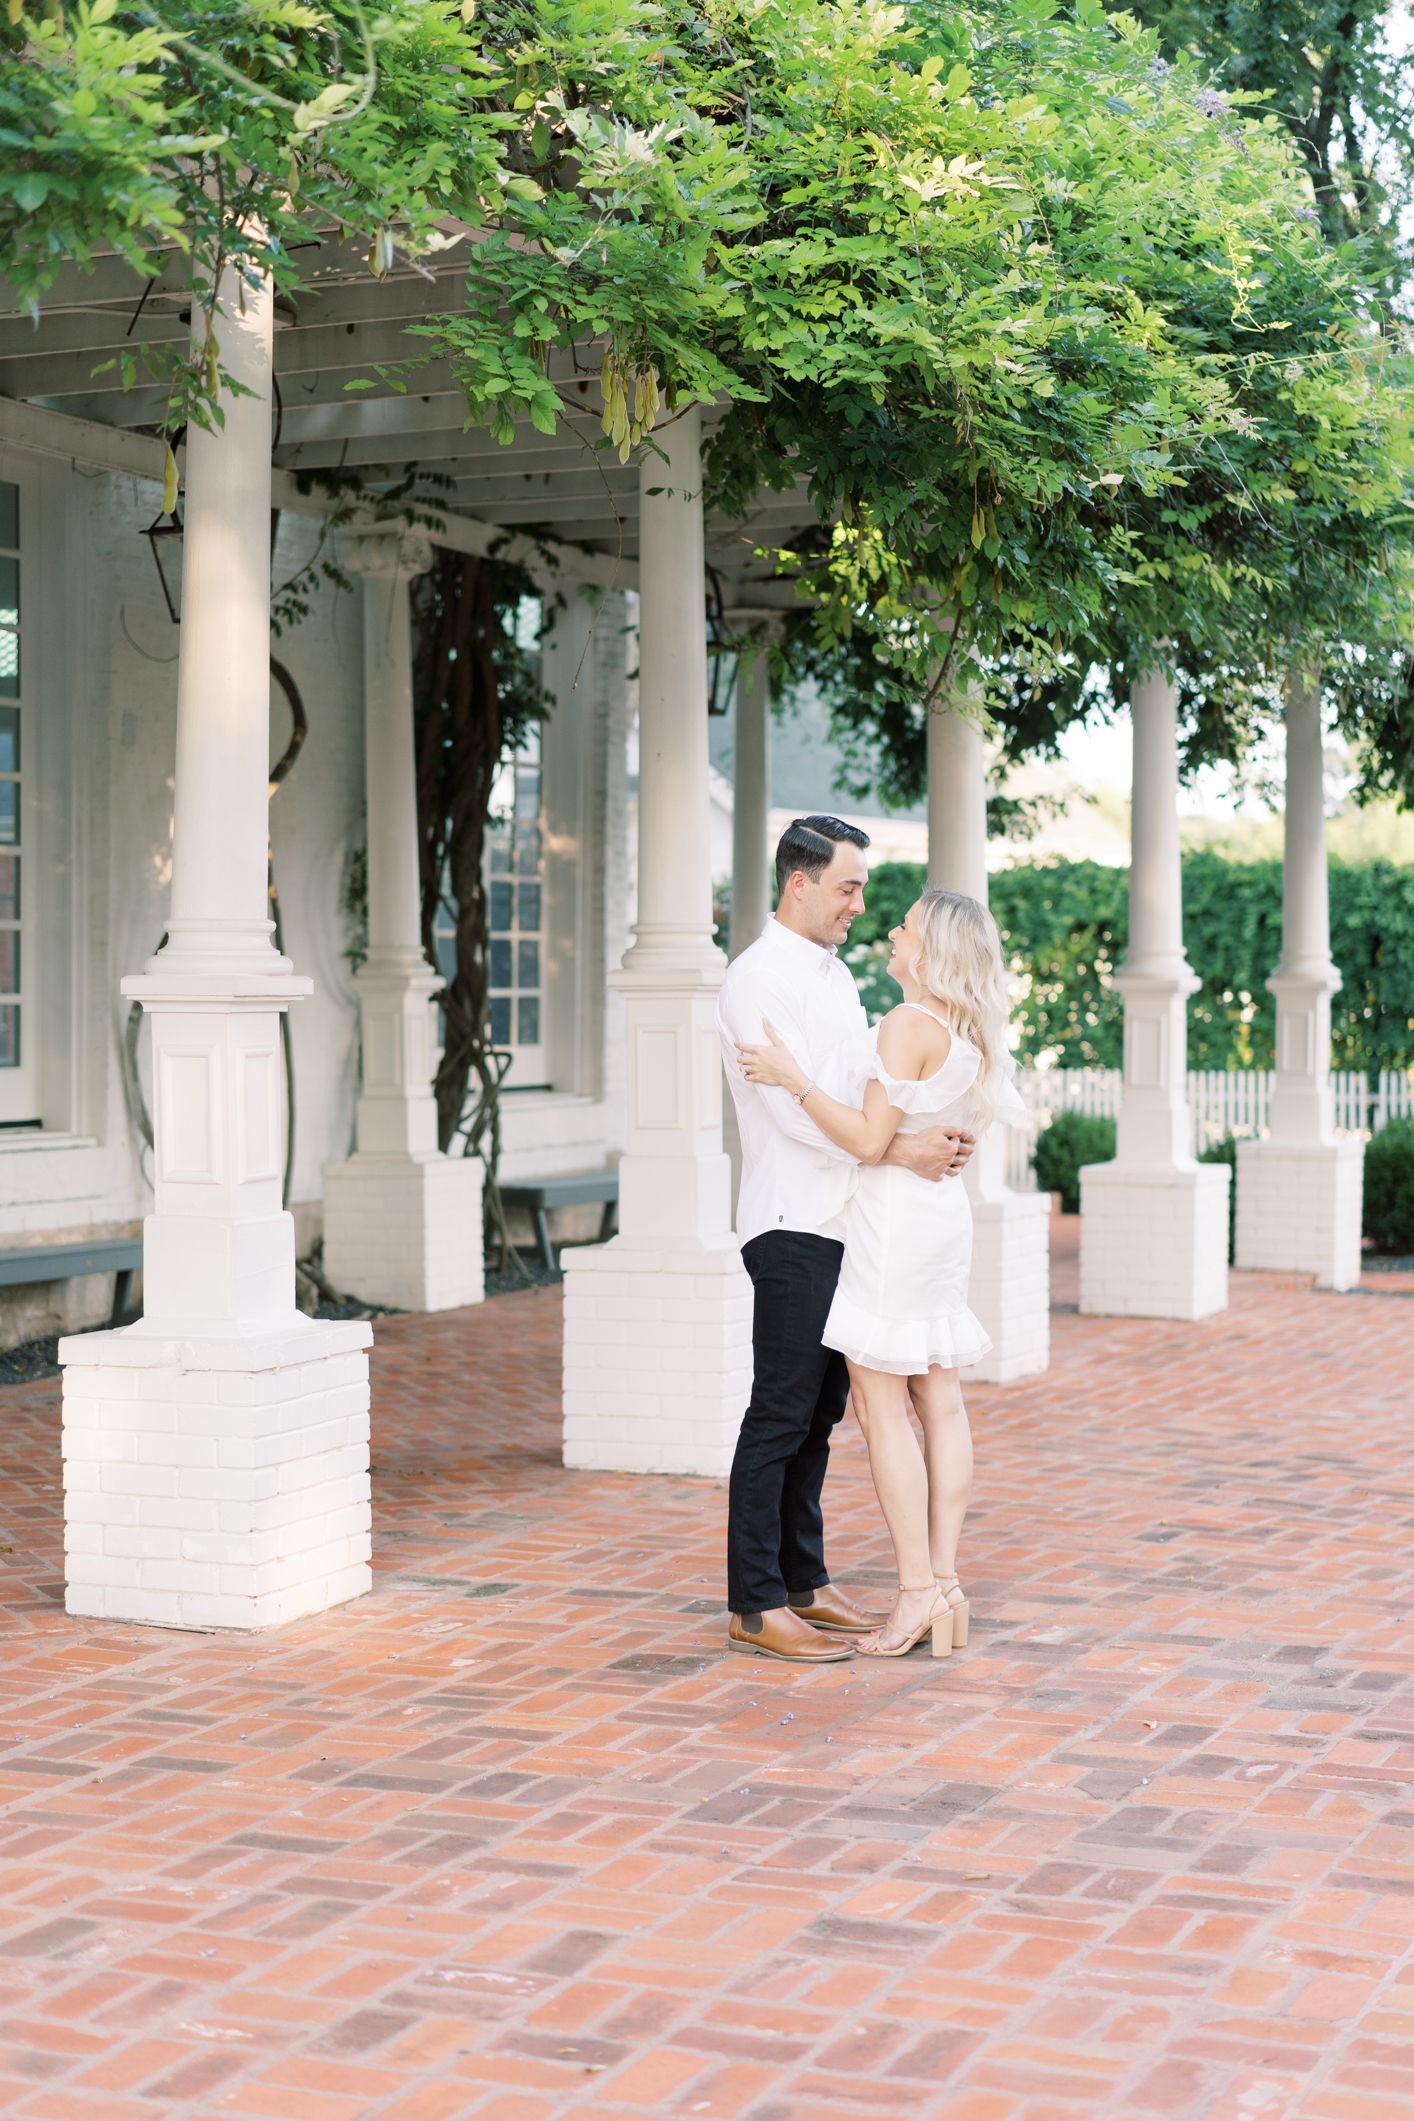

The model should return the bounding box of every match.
[0,457,366,1345]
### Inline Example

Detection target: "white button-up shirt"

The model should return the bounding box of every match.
[717,917,870,1248]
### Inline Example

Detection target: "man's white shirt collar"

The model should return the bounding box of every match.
[762,916,841,975]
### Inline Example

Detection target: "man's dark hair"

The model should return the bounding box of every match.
[774,815,871,900]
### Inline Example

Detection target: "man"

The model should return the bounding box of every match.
[717,816,976,1662]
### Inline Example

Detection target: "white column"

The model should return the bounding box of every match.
[1236,668,1363,1286]
[1079,670,1228,1319]
[59,259,372,1632]
[926,706,988,898]
[321,531,484,1312]
[561,405,752,1474]
[926,705,1049,1382]
[729,652,772,960]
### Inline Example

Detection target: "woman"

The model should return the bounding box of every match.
[736,889,1025,1659]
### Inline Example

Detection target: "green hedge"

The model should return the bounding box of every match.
[1032,1110,1117,1214]
[1364,1119,1414,1255]
[846,854,1414,1076]
[1198,1135,1238,1265]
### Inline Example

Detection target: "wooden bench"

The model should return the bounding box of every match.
[0,1238,143,1329]
[497,1173,618,1271]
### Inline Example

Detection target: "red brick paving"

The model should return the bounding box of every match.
[0,1220,1412,2120]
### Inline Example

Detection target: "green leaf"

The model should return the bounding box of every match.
[8,174,52,212]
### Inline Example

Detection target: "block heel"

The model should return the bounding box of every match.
[936,1577,970,1648]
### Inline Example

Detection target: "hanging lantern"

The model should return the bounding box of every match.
[143,507,185,625]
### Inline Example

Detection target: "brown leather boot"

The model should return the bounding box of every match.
[788,1583,874,1633]
[727,1607,855,1661]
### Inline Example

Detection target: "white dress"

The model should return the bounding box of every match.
[821,1008,1028,1377]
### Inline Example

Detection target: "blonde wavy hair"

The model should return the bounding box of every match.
[908,889,1011,1127]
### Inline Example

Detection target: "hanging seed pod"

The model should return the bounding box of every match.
[600,348,620,440]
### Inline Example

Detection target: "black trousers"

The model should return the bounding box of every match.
[726,1230,851,1615]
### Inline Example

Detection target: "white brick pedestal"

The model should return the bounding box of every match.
[323,1155,484,1313]
[927,705,1050,1379]
[561,407,752,1476]
[323,529,484,1312]
[964,1143,1052,1382]
[60,255,373,1632]
[1237,1138,1364,1288]
[563,1242,752,1475]
[1079,671,1230,1322]
[1233,669,1364,1289]
[60,1323,371,1631]
[1080,1163,1229,1319]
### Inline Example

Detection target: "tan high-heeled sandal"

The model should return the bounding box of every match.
[858,1584,954,1660]
[935,1575,970,1648]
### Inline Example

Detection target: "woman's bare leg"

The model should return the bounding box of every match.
[908,1364,973,1584]
[847,1360,943,1650]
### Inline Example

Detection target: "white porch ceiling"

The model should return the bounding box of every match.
[0,239,823,605]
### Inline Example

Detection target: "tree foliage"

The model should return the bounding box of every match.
[847,853,1414,1074]
[1125,0,1414,321]
[8,1,1404,708]
[6,0,1411,815]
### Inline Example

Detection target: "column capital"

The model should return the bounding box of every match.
[1112,959,1201,1002]
[122,969,312,1008]
[1266,963,1342,1003]
[609,955,726,1000]
[340,523,434,581]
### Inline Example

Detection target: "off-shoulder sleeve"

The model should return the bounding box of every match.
[995,1054,1029,1128]
[840,1026,879,1101]
[871,1040,981,1115]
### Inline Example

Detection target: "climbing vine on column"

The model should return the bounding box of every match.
[409,550,544,1205]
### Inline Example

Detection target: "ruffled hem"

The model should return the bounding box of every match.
[822,1288,993,1376]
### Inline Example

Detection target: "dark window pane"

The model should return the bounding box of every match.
[487,826,512,875]
[0,930,17,995]
[0,557,15,626]
[0,783,15,845]
[488,996,511,1046]
[517,939,539,989]
[516,882,540,932]
[0,484,15,552]
[515,768,540,816]
[515,822,539,876]
[0,854,17,924]
[434,932,457,983]
[489,880,513,933]
[0,1004,16,1068]
[489,938,512,989]
[517,995,539,1045]
[0,629,15,701]
[0,710,16,778]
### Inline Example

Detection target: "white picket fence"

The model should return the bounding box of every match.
[1005,1067,1414,1193]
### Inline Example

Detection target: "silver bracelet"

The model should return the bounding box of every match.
[791,1080,814,1106]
